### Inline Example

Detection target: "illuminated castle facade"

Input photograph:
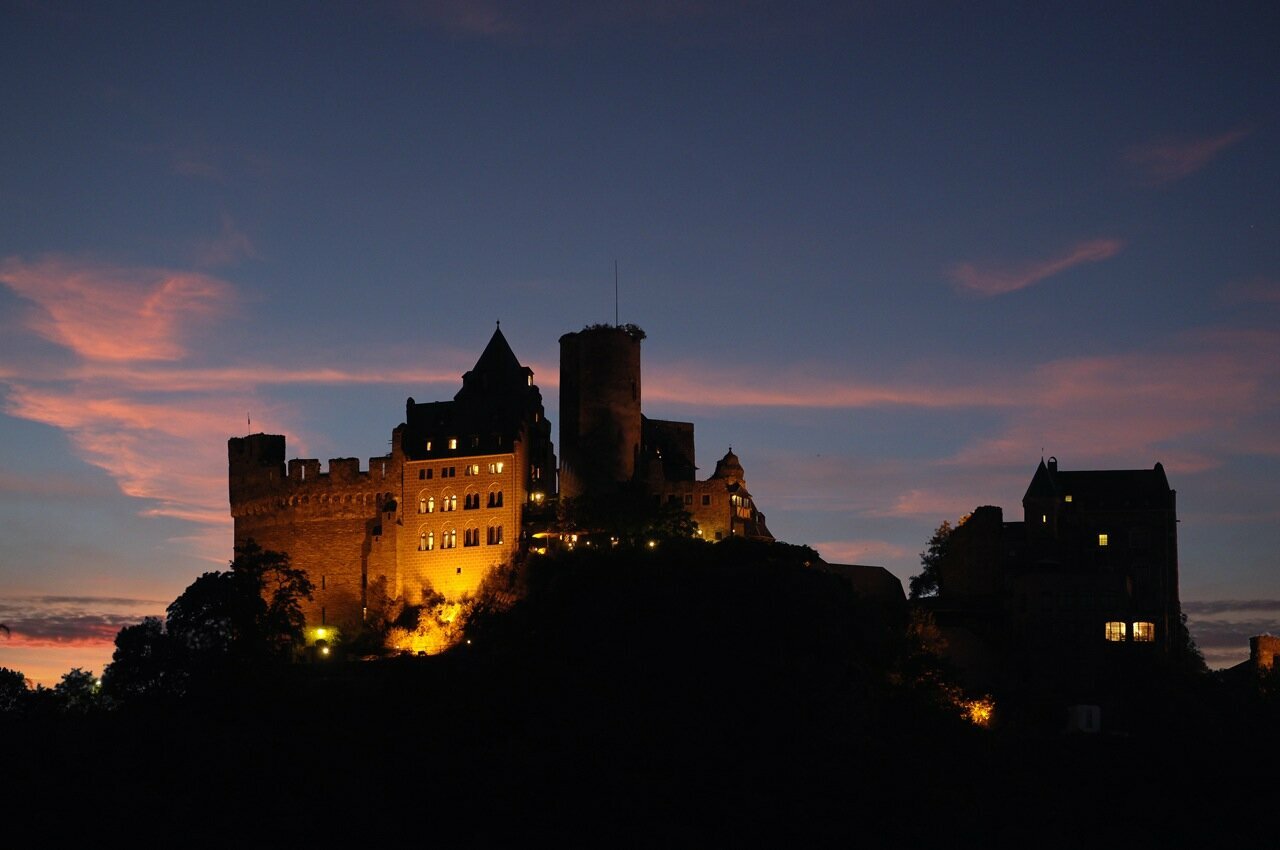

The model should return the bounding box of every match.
[228,324,770,631]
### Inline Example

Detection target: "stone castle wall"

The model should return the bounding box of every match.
[229,435,403,629]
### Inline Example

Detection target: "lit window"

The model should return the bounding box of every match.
[448,438,457,450]
[442,529,456,549]
[488,461,504,474]
[1133,622,1155,642]
[1041,514,1047,524]
[488,490,503,508]
[1098,533,1109,547]
[1064,494,1072,503]
[418,530,434,551]
[527,375,532,386]
[465,464,480,476]
[427,496,434,513]
[1105,621,1126,642]
[418,495,427,514]
[426,440,432,451]
[441,494,456,512]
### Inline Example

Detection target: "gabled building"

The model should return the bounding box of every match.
[925,457,1185,696]
[228,325,555,630]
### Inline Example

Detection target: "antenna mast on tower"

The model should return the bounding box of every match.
[614,259,619,326]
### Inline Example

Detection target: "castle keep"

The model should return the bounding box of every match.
[228,324,771,632]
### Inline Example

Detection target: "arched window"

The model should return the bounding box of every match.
[441,493,456,512]
[418,494,427,514]
[418,530,434,551]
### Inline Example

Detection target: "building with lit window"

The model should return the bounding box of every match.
[228,326,556,630]
[559,324,772,542]
[922,457,1185,694]
[229,323,774,635]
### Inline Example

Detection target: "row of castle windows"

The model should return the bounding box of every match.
[417,526,504,550]
[418,491,504,513]
[417,461,505,481]
[1105,621,1155,642]
[425,436,513,453]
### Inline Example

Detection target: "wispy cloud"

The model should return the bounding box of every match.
[1126,128,1249,185]
[0,256,234,361]
[947,238,1125,297]
[812,539,914,567]
[1220,276,1280,306]
[646,362,1016,409]
[0,595,165,647]
[192,214,258,268]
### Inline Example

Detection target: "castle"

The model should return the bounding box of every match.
[922,457,1187,694]
[228,324,772,632]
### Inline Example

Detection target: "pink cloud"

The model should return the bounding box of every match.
[1220,276,1280,306]
[946,327,1280,472]
[948,238,1125,297]
[812,539,914,566]
[1127,129,1249,185]
[645,362,1016,409]
[0,256,234,361]
[192,214,258,268]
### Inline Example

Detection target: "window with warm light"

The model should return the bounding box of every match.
[418,494,427,514]
[448,438,457,450]
[442,528,456,549]
[1064,494,1073,503]
[1105,621,1126,642]
[1098,533,1109,547]
[465,463,480,476]
[488,461,504,474]
[1133,621,1155,642]
[418,530,434,551]
[441,494,456,512]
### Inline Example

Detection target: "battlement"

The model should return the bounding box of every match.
[230,433,399,511]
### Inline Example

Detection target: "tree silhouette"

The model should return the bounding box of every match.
[909,520,952,599]
[104,542,311,703]
[0,666,28,713]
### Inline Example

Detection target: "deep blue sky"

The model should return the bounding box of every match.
[2,0,1278,682]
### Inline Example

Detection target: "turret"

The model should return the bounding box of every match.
[558,324,644,499]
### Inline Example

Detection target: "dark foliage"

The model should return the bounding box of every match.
[101,541,312,703]
[909,519,952,598]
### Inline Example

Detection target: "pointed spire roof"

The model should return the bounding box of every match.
[456,324,535,402]
[471,323,523,376]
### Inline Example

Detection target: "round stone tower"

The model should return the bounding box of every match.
[558,325,644,500]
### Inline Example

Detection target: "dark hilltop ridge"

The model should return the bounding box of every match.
[4,537,1279,845]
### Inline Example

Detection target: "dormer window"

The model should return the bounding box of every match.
[448,438,458,450]
[1098,533,1109,547]
[426,440,432,451]
[1064,494,1072,503]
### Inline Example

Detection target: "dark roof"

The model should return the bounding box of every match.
[818,562,907,608]
[1024,459,1172,504]
[470,325,523,377]
[455,326,536,404]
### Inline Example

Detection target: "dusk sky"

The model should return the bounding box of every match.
[2,1,1277,684]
